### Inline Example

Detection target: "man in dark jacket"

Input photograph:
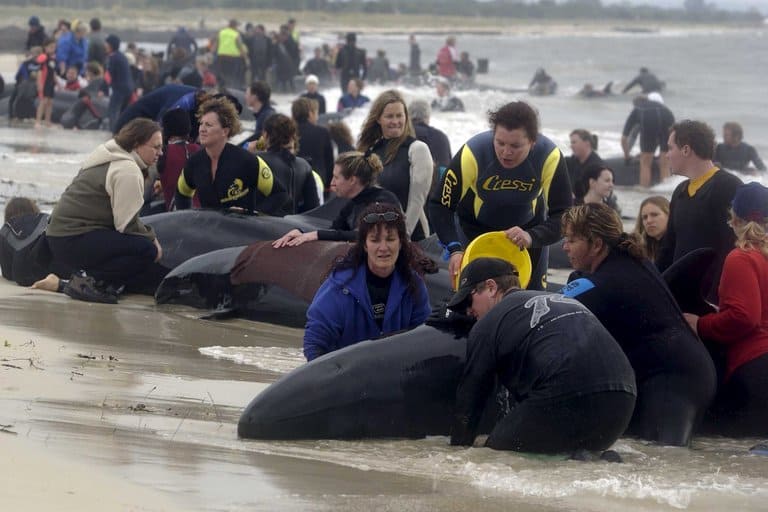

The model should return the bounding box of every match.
[335,32,366,94]
[104,34,135,133]
[242,81,276,146]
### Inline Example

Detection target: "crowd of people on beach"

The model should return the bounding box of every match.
[2,14,767,459]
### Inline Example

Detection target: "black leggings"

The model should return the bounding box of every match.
[47,230,165,294]
[705,352,768,438]
[627,370,716,446]
[485,391,635,454]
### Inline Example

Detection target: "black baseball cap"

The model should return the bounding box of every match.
[447,257,517,310]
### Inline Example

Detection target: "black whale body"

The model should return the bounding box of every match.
[237,322,504,440]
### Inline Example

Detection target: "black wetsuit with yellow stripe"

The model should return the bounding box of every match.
[428,131,572,289]
[175,143,288,215]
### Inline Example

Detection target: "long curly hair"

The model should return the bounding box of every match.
[356,90,415,165]
[331,202,433,298]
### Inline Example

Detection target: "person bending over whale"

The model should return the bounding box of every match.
[175,97,288,215]
[273,151,401,247]
[561,203,716,446]
[447,257,636,454]
[428,101,572,290]
[684,183,768,438]
[303,202,431,361]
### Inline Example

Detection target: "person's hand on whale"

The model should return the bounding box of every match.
[273,229,319,248]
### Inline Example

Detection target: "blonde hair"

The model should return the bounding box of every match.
[732,210,768,259]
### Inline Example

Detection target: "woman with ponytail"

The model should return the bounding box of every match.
[684,182,768,437]
[560,202,716,446]
[273,151,401,247]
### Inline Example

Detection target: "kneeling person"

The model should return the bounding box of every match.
[448,257,636,454]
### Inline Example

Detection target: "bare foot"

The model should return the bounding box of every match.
[31,273,60,292]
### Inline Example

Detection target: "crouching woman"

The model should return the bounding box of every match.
[46,118,166,302]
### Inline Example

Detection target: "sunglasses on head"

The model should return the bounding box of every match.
[362,211,400,224]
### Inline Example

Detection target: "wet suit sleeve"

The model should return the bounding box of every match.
[748,145,766,171]
[427,144,473,247]
[622,76,640,94]
[253,156,289,215]
[698,251,762,343]
[318,202,357,241]
[450,321,498,446]
[527,149,572,247]
[303,279,343,361]
[300,169,320,212]
[174,164,195,210]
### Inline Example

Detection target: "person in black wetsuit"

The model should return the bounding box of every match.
[273,151,401,247]
[714,122,766,173]
[561,203,717,446]
[256,113,319,215]
[428,101,572,290]
[621,67,663,94]
[447,257,636,454]
[409,99,452,171]
[358,90,433,241]
[621,94,675,187]
[175,97,288,214]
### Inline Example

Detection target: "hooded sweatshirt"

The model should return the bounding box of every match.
[47,139,156,240]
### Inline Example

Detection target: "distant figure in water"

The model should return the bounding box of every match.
[528,67,557,96]
[622,67,664,94]
[714,122,766,173]
[578,81,613,98]
[431,77,464,112]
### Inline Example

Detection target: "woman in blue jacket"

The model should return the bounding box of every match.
[303,202,431,361]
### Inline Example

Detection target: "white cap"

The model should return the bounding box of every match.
[305,74,319,85]
[647,92,664,104]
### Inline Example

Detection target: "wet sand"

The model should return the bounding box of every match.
[0,280,564,511]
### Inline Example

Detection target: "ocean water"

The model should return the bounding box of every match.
[1,27,767,510]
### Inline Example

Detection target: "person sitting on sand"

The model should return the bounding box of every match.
[447,257,636,455]
[273,151,401,247]
[633,196,670,263]
[42,118,167,303]
[561,203,716,446]
[0,198,51,287]
[684,182,768,438]
[302,202,431,361]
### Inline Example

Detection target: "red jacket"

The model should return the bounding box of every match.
[436,45,456,78]
[159,141,201,210]
[698,248,768,380]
